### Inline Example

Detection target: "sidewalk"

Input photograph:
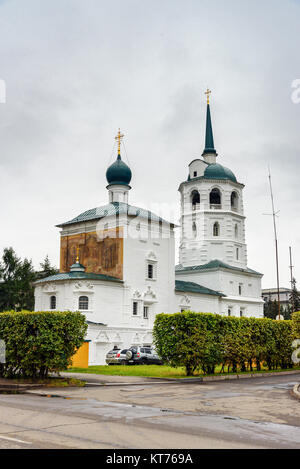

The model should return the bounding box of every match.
[61,372,173,386]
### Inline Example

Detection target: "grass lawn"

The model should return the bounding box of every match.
[66,364,300,379]
[67,365,190,379]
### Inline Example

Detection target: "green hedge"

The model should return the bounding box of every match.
[0,311,87,379]
[153,312,297,376]
[292,311,300,338]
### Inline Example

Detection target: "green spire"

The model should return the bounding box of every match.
[202,90,217,156]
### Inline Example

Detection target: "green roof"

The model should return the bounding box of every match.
[57,202,174,228]
[175,259,262,276]
[203,163,237,183]
[202,103,217,156]
[175,280,224,297]
[35,272,123,284]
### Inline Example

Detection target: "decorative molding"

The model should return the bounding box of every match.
[143,286,157,302]
[42,283,58,294]
[132,332,141,344]
[74,282,94,293]
[179,295,191,307]
[146,251,157,262]
[132,290,142,300]
[95,330,110,343]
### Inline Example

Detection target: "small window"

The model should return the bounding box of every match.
[79,296,89,310]
[192,222,197,238]
[193,171,197,177]
[231,191,238,210]
[236,248,239,260]
[148,264,154,279]
[239,285,242,296]
[240,310,244,317]
[143,306,149,319]
[228,308,231,317]
[133,301,138,316]
[235,224,238,238]
[50,296,56,310]
[213,222,220,237]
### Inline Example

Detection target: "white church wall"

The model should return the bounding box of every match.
[174,291,221,314]
[123,218,176,323]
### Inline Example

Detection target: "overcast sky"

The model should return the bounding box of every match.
[0,0,299,289]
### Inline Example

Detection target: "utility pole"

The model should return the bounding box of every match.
[289,246,294,314]
[268,169,281,320]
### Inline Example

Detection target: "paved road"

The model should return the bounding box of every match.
[0,374,299,449]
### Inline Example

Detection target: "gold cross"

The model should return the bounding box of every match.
[115,129,124,155]
[205,88,211,105]
[76,247,80,263]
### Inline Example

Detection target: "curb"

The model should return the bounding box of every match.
[80,369,300,387]
[291,383,300,401]
[146,369,300,384]
[0,384,43,392]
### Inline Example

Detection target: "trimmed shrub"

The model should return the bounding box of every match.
[153,312,295,376]
[292,312,300,338]
[0,311,87,379]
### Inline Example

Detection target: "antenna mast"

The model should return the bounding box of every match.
[268,168,281,320]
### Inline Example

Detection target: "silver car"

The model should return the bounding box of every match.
[125,346,163,365]
[106,348,128,365]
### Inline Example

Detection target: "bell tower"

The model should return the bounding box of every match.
[178,92,248,269]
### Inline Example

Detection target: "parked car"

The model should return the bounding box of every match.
[105,347,120,365]
[106,348,129,365]
[125,346,163,365]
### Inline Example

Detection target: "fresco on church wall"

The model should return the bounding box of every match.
[60,227,123,279]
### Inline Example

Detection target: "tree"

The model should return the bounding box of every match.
[36,255,59,280]
[0,248,22,311]
[17,257,36,311]
[290,278,300,313]
[264,299,287,320]
[0,249,58,312]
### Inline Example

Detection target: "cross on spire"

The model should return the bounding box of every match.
[205,88,211,105]
[115,129,124,156]
[76,247,80,263]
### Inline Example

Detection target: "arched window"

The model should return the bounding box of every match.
[231,191,238,211]
[210,188,221,208]
[79,296,89,310]
[192,222,197,238]
[235,224,238,238]
[213,222,220,237]
[191,190,200,210]
[50,296,56,310]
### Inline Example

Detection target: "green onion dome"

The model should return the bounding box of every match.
[203,163,237,183]
[106,155,132,187]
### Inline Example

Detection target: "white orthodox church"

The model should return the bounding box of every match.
[34,93,264,365]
